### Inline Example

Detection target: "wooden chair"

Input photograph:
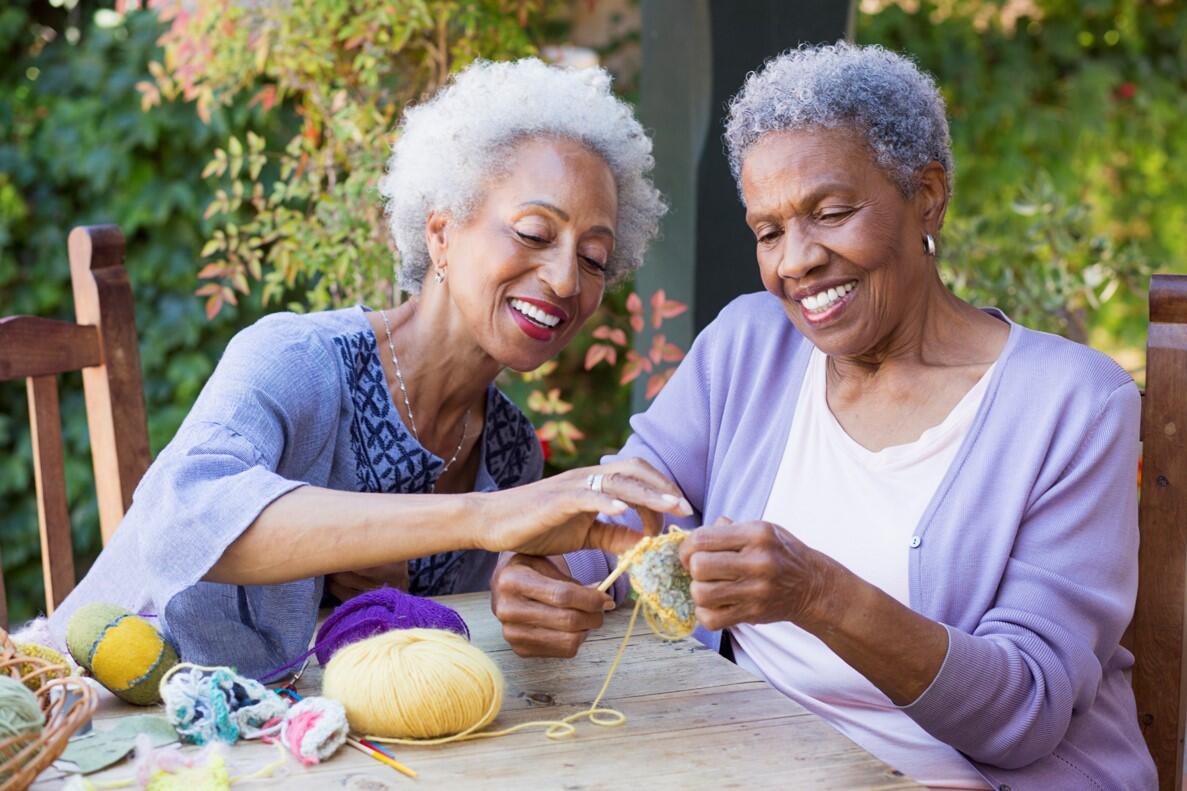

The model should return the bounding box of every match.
[1133,274,1187,790]
[0,225,150,628]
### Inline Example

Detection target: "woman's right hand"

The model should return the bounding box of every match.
[491,553,612,657]
[471,458,691,557]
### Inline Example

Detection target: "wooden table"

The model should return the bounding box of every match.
[34,593,919,790]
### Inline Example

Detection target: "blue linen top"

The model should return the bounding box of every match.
[47,306,542,678]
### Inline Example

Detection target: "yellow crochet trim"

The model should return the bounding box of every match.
[598,528,696,640]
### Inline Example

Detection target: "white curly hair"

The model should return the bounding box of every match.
[380,58,666,293]
[724,42,954,199]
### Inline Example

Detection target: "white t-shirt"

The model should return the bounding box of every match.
[730,347,994,790]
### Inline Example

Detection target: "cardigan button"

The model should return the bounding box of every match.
[999,785,1012,791]
[909,536,922,548]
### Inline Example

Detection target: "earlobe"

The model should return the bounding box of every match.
[424,211,450,265]
[917,162,950,232]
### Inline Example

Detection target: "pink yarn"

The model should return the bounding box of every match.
[275,696,349,766]
[284,709,324,766]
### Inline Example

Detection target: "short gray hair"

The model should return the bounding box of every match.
[380,58,666,293]
[724,42,954,199]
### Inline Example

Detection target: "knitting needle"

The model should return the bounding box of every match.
[596,562,630,594]
[346,736,419,779]
[277,685,418,778]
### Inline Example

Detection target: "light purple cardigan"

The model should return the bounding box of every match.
[566,292,1156,790]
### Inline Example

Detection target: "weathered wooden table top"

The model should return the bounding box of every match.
[34,593,919,790]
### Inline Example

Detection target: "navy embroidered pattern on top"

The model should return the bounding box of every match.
[334,330,439,495]
[485,389,538,490]
[333,327,538,596]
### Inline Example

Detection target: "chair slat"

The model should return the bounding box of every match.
[1134,273,1187,790]
[69,226,150,544]
[0,317,102,380]
[26,375,76,614]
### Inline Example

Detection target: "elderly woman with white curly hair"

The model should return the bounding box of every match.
[40,59,689,679]
[493,43,1156,788]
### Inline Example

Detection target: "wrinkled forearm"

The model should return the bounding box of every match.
[803,559,948,706]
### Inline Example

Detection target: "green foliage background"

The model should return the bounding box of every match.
[858,0,1186,356]
[0,1,283,623]
[2,0,1184,622]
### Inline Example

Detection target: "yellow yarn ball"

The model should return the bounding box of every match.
[322,628,503,741]
[13,643,70,692]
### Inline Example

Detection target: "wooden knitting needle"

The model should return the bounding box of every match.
[346,736,418,778]
[278,685,418,778]
[596,563,630,594]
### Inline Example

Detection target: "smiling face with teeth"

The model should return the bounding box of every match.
[425,137,618,372]
[740,127,950,360]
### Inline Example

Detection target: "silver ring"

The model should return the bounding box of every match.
[587,473,604,494]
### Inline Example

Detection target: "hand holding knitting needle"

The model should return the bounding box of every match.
[489,460,684,658]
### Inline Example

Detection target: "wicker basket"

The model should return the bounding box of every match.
[0,628,97,791]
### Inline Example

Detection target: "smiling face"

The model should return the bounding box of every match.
[740,127,944,358]
[431,137,618,372]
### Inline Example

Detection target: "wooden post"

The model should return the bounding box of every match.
[635,0,855,410]
[1134,273,1187,790]
[68,225,150,544]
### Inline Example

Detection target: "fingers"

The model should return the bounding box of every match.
[679,516,737,567]
[496,555,610,613]
[593,458,693,517]
[682,520,765,554]
[639,506,663,538]
[326,572,369,603]
[500,623,592,658]
[491,554,610,659]
[685,549,754,582]
[585,520,646,557]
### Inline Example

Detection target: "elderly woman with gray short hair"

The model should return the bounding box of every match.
[40,59,690,679]
[492,43,1156,788]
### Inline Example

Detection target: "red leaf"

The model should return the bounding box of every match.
[204,293,223,320]
[626,291,642,318]
[619,350,652,385]
[649,333,666,365]
[197,263,227,279]
[249,85,278,112]
[651,288,688,327]
[592,325,628,346]
[584,343,616,370]
[661,343,685,363]
[645,368,677,399]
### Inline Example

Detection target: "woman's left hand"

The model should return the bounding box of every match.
[677,518,838,631]
[325,561,410,603]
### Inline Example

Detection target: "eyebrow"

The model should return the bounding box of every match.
[519,201,616,239]
[744,181,857,223]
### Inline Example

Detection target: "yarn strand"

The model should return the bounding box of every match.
[366,597,642,747]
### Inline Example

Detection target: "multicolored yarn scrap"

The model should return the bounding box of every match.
[278,695,349,766]
[159,664,288,746]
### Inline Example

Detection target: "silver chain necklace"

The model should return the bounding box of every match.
[380,309,471,481]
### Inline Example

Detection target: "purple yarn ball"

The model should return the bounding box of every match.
[314,587,470,665]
